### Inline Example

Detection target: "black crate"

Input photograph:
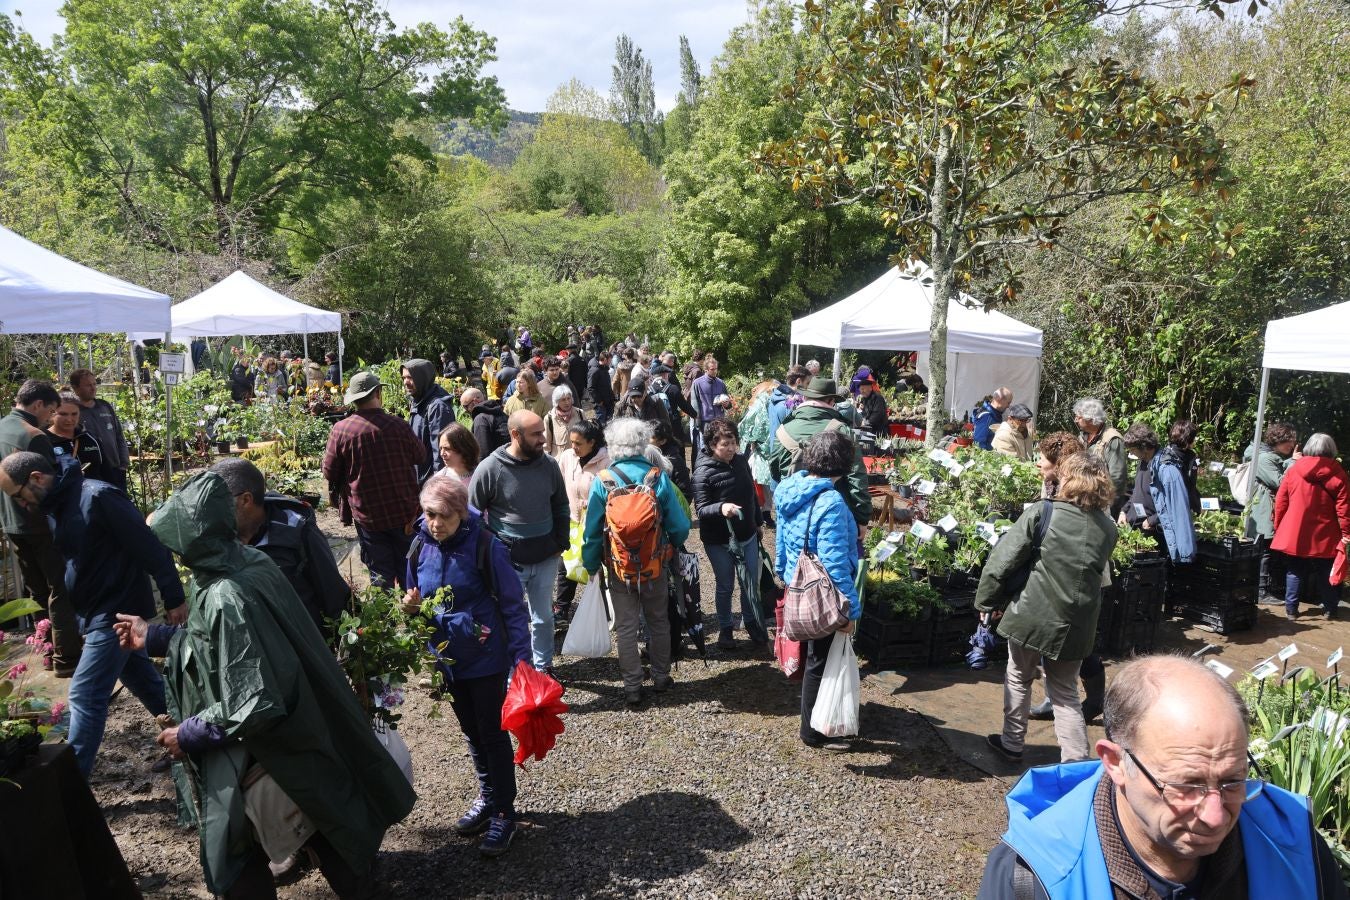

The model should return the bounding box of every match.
[855,613,932,667]
[929,610,983,666]
[1186,553,1260,584]
[1117,563,1167,591]
[1175,601,1257,634]
[1168,580,1258,610]
[1099,581,1166,657]
[1195,536,1261,560]
[936,588,977,615]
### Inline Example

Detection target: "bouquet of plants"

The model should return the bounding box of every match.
[331,585,450,727]
[1111,525,1160,572]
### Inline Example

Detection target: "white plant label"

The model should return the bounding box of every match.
[872,542,898,563]
[908,473,923,487]
[909,521,938,542]
[1000,464,1013,477]
[1271,722,1307,743]
[1204,659,1234,679]
[1223,468,1236,477]
[1251,660,1279,681]
[1278,643,1299,662]
[1200,497,1221,511]
[1208,460,1225,472]
[886,531,906,544]
[963,459,978,471]
[928,448,953,464]
[1133,503,1147,519]
[877,437,892,450]
[915,479,937,496]
[936,514,959,532]
[1329,647,1344,668]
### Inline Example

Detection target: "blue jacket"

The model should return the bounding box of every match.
[1150,452,1196,563]
[42,461,185,634]
[581,456,691,575]
[972,401,1003,451]
[407,511,531,683]
[773,471,860,619]
[995,760,1321,900]
[765,383,799,454]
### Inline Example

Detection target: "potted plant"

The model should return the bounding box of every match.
[331,585,447,727]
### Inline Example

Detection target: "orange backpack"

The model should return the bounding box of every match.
[598,466,669,588]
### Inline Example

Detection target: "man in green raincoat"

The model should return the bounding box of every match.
[117,472,415,897]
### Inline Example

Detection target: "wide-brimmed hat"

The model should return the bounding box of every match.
[344,371,383,405]
[800,376,847,401]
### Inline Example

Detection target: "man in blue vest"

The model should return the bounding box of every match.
[977,655,1347,900]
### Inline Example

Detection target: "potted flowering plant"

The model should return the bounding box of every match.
[1,601,70,776]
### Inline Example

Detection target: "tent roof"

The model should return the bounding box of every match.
[791,266,1042,358]
[0,225,171,333]
[166,271,340,336]
[1263,299,1350,374]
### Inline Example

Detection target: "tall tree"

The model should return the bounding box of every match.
[759,0,1257,444]
[678,35,703,107]
[610,33,660,162]
[0,0,505,253]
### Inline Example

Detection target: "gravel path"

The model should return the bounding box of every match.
[90,518,1010,899]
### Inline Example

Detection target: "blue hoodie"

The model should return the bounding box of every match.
[407,511,531,682]
[972,400,1003,451]
[765,382,800,454]
[772,470,860,619]
[998,760,1321,900]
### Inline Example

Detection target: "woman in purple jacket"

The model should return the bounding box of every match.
[403,476,531,857]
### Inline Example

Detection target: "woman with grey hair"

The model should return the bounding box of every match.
[580,417,692,707]
[1072,397,1128,514]
[543,384,584,457]
[1272,432,1350,620]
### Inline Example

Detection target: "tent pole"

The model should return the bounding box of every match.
[303,330,309,363]
[87,335,94,374]
[56,339,64,383]
[1252,367,1270,461]
[337,320,344,386]
[832,347,842,382]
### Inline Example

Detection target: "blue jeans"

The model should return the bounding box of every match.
[706,539,768,640]
[68,626,168,777]
[512,556,558,669]
[1285,556,1337,614]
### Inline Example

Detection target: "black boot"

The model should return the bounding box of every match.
[1081,671,1106,723]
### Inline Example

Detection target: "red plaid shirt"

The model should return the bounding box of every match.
[322,409,426,532]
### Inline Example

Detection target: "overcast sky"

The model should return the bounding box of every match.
[0,0,751,112]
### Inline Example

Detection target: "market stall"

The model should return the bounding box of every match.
[1251,298,1350,456]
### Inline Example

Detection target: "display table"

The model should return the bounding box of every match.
[0,743,140,899]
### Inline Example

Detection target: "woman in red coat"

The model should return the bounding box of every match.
[1272,433,1350,620]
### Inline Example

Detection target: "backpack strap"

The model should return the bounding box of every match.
[1011,856,1037,900]
[775,425,799,454]
[1032,499,1054,551]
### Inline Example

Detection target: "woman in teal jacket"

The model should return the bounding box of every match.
[774,430,861,751]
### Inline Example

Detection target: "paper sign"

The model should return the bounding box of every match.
[963,459,978,471]
[1252,660,1279,681]
[908,473,923,487]
[1208,460,1225,472]
[1271,722,1307,743]
[928,448,953,464]
[1223,468,1235,477]
[936,514,959,532]
[1200,497,1220,511]
[915,479,937,496]
[1278,643,1299,662]
[159,351,186,374]
[886,531,906,544]
[1000,464,1013,477]
[1133,503,1147,519]
[909,521,938,542]
[1329,647,1344,668]
[1204,659,1234,679]
[945,462,965,478]
[872,542,898,563]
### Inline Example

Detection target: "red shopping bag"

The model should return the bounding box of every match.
[1333,546,1347,587]
[500,660,569,768]
[775,598,805,682]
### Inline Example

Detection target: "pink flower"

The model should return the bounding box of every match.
[46,701,67,724]
[0,630,6,641]
[41,642,52,655]
[34,619,51,640]
[6,663,27,679]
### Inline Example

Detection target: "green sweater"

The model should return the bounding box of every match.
[0,408,55,535]
[767,403,872,527]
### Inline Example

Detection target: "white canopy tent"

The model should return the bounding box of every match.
[1251,299,1350,456]
[0,225,171,334]
[132,270,343,377]
[790,265,1044,417]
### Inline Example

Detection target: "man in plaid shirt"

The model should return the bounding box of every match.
[322,372,425,588]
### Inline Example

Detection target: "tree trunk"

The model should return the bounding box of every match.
[924,131,954,448]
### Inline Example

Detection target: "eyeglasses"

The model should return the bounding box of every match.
[1124,748,1265,807]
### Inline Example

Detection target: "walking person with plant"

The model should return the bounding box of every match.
[773,430,862,751]
[554,420,608,623]
[977,453,1118,764]
[402,476,531,857]
[1271,432,1350,620]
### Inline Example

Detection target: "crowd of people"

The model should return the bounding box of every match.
[0,327,1347,898]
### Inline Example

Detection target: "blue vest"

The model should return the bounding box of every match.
[1003,760,1320,900]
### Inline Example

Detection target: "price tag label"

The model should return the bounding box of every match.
[1278,643,1299,662]
[1252,660,1279,681]
[945,461,965,478]
[936,514,959,532]
[915,479,937,496]
[908,473,923,487]
[1208,460,1225,472]
[928,448,952,464]
[1222,468,1235,477]
[1000,464,1013,477]
[164,372,180,385]
[886,531,906,544]
[872,542,898,562]
[159,351,186,374]
[909,521,938,542]
[963,459,978,471]
[1329,647,1344,668]
[1204,659,1234,679]
[1133,503,1147,519]
[1200,497,1221,511]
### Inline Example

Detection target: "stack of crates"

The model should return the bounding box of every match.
[1097,555,1168,656]
[1167,537,1260,634]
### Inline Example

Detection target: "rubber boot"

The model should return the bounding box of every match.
[1028,696,1054,720]
[1080,671,1107,723]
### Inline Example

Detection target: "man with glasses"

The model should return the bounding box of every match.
[976,655,1347,899]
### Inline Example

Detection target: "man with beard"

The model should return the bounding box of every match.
[469,411,570,676]
[401,358,456,485]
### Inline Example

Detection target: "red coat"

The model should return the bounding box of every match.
[1272,456,1350,559]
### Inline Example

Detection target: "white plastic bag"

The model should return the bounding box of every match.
[809,632,860,738]
[561,577,611,658]
[372,720,414,786]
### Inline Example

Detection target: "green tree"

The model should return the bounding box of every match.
[760,0,1256,443]
[610,34,662,163]
[0,0,505,252]
[659,1,893,364]
[665,35,704,154]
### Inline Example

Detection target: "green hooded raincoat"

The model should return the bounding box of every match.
[151,473,416,894]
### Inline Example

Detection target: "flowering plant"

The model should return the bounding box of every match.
[0,605,70,755]
[331,585,451,728]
